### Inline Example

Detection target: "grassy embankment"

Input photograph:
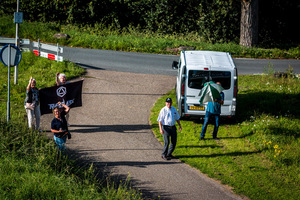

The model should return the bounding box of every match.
[0,52,142,199]
[0,15,299,59]
[150,72,300,200]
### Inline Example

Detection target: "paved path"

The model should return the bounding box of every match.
[43,69,242,200]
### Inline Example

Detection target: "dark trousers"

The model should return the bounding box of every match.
[162,125,177,157]
[201,112,220,138]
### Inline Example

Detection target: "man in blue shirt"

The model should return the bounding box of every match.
[200,82,224,140]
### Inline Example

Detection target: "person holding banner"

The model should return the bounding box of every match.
[56,72,70,86]
[51,102,70,152]
[56,72,71,125]
[24,77,41,131]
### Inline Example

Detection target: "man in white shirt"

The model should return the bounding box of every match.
[157,98,182,160]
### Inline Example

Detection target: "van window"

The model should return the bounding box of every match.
[211,71,231,89]
[188,70,231,90]
[188,70,209,89]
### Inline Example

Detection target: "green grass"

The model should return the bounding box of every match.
[150,73,300,200]
[1,15,299,59]
[0,52,142,199]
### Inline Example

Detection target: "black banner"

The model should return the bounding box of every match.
[40,80,83,115]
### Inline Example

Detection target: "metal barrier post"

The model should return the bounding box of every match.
[38,38,40,56]
[57,43,59,62]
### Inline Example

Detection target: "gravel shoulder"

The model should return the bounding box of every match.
[41,69,242,200]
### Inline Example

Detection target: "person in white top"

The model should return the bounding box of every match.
[157,98,182,160]
[24,77,41,130]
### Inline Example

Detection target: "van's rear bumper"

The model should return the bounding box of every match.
[181,104,236,118]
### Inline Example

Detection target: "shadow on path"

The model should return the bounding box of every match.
[66,147,179,200]
[70,124,151,133]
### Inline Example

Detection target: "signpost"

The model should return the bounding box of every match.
[14,0,23,84]
[0,44,22,122]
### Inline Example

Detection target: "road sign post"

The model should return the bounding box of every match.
[7,45,11,122]
[0,44,22,122]
[14,0,23,85]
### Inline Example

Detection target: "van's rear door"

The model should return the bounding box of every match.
[185,69,234,116]
[185,70,209,115]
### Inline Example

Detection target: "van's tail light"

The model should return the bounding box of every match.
[234,76,238,97]
[234,85,237,97]
[181,82,185,96]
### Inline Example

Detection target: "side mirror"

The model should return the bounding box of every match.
[172,61,178,70]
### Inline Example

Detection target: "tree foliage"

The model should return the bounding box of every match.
[1,0,299,46]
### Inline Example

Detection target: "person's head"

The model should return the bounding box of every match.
[52,107,61,118]
[30,79,36,88]
[59,73,66,84]
[165,98,172,108]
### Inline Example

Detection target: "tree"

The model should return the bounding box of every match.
[240,0,259,47]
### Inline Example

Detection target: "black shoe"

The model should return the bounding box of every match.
[213,137,220,141]
[168,155,176,159]
[162,155,170,160]
[200,137,204,140]
[67,131,72,139]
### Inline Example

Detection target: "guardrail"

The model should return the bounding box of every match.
[0,37,63,62]
[32,39,63,62]
[0,38,30,51]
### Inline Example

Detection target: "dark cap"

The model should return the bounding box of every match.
[165,98,172,102]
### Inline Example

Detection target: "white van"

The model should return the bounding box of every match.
[172,50,238,118]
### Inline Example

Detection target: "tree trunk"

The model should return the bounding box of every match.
[240,0,259,47]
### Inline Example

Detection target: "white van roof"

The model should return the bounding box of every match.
[183,50,235,70]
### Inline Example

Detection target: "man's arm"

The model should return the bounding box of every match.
[214,93,224,105]
[159,121,164,134]
[56,72,60,86]
[219,93,224,105]
[215,99,224,105]
[177,120,182,132]
[58,102,70,113]
[26,77,33,91]
[51,129,63,134]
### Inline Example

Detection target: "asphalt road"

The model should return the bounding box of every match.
[1,37,299,75]
[63,47,300,75]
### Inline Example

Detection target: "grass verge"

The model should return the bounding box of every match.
[1,15,299,59]
[150,73,300,200]
[0,52,142,199]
